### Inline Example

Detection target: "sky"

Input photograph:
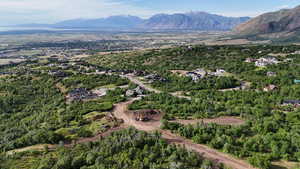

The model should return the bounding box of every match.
[1,0,300,25]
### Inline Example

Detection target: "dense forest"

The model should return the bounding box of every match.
[89,44,300,168]
[1,44,300,169]
[0,63,130,152]
[0,128,224,169]
[88,45,300,92]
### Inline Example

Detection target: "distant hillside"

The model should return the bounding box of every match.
[54,15,144,29]
[15,12,250,31]
[141,12,250,31]
[235,5,300,41]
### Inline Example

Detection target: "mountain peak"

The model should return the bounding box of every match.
[142,12,250,30]
[235,5,300,36]
[16,12,250,31]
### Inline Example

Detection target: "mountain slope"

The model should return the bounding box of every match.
[140,12,250,30]
[15,12,250,31]
[235,5,300,36]
[54,15,144,29]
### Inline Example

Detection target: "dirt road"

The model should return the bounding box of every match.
[112,97,162,131]
[8,74,253,169]
[111,98,256,169]
[161,130,256,169]
[8,98,254,169]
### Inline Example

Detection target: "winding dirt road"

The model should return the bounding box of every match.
[7,97,254,169]
[8,74,254,169]
[162,130,255,169]
[111,98,256,169]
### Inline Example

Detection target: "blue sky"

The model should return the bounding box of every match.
[1,0,300,25]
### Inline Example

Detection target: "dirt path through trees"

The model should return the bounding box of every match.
[110,98,256,169]
[7,98,253,169]
[161,130,256,169]
[8,74,253,169]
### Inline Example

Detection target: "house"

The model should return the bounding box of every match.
[194,69,207,76]
[134,86,144,95]
[144,74,157,80]
[263,84,277,92]
[245,58,256,63]
[47,63,57,67]
[0,72,11,75]
[134,70,147,76]
[267,71,277,77]
[144,74,167,83]
[284,58,293,62]
[282,100,300,107]
[126,90,136,97]
[215,69,226,76]
[119,70,133,75]
[48,70,68,78]
[294,80,300,84]
[206,69,227,77]
[92,88,108,97]
[67,88,96,101]
[255,57,279,67]
[186,72,202,82]
[126,86,145,97]
[294,51,300,54]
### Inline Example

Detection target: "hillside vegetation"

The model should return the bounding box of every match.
[234,5,300,42]
[89,45,300,168]
[0,128,224,169]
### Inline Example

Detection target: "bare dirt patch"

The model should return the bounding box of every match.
[171,91,191,100]
[170,70,189,76]
[172,116,245,126]
[272,160,300,169]
[7,144,55,155]
[55,82,68,94]
[112,98,163,131]
[268,53,289,57]
[111,98,254,169]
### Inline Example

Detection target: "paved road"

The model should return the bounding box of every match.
[124,74,192,100]
[123,75,162,94]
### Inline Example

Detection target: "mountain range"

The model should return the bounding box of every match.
[139,12,250,31]
[235,5,300,41]
[19,12,250,31]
